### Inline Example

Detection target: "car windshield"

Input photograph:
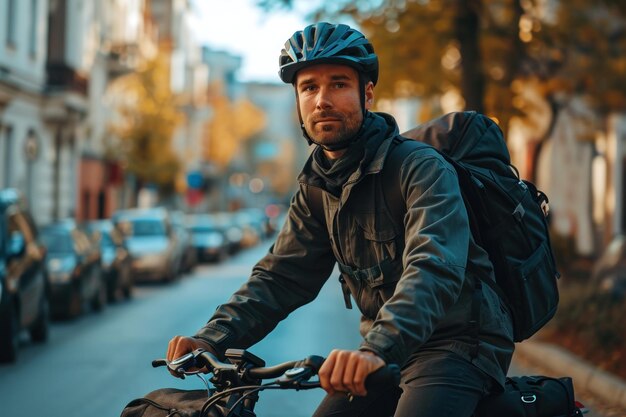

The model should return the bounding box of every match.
[100,232,115,247]
[41,231,74,254]
[129,219,166,237]
[190,225,218,234]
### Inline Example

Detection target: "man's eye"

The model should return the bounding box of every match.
[334,82,346,88]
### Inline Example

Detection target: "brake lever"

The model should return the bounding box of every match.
[152,350,206,378]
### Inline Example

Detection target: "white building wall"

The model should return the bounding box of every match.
[0,0,49,91]
[536,98,596,256]
[57,141,77,218]
[89,0,149,158]
[0,98,55,224]
[165,0,210,187]
[64,0,98,74]
[0,0,51,224]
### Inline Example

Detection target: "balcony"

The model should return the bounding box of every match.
[46,62,88,96]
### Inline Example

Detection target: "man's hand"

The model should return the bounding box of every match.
[166,336,214,378]
[318,349,386,397]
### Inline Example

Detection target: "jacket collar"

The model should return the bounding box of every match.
[298,112,399,187]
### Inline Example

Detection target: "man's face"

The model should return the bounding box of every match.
[296,64,373,148]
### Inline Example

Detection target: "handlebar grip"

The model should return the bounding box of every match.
[152,359,168,368]
[365,364,401,391]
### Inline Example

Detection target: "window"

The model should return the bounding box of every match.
[6,0,17,47]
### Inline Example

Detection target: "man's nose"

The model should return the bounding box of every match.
[316,88,333,109]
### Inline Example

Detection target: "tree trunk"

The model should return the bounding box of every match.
[531,97,560,183]
[454,0,484,113]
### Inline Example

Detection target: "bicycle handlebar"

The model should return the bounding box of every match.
[152,348,401,391]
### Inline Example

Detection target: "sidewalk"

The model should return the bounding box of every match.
[514,340,626,410]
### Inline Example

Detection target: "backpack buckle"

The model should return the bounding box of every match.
[537,191,550,217]
[513,203,526,222]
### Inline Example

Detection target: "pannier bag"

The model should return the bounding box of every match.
[474,376,584,417]
[121,388,211,417]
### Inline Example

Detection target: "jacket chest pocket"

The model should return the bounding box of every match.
[348,209,401,265]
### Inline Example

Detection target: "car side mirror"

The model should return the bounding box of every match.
[8,231,26,260]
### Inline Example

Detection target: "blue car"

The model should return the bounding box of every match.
[40,220,106,319]
[0,189,49,362]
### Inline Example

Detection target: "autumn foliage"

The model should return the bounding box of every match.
[203,83,266,169]
[108,48,183,192]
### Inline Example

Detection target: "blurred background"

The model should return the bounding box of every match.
[1,0,626,415]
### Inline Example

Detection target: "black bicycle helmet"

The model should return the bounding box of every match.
[279,22,378,85]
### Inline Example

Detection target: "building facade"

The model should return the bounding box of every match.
[0,0,53,223]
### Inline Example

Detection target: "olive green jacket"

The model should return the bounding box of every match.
[195,112,514,385]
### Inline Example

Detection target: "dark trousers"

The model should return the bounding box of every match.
[312,351,495,417]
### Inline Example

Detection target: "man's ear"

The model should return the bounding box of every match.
[364,81,375,110]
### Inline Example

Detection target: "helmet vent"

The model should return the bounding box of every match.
[278,22,379,85]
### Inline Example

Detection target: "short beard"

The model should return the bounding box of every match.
[306,110,363,147]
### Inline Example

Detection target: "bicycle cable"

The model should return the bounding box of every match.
[199,383,274,417]
[194,373,213,397]
[222,381,321,417]
[223,386,266,417]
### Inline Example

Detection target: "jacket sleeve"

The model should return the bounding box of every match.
[195,185,336,354]
[360,149,470,365]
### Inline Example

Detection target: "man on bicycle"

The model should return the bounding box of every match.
[168,22,514,417]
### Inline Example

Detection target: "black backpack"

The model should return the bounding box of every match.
[310,111,560,342]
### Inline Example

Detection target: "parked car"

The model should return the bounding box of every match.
[170,211,197,273]
[85,219,133,302]
[0,189,49,363]
[231,211,262,249]
[186,214,229,263]
[40,220,106,319]
[211,212,245,254]
[238,208,273,239]
[112,208,181,282]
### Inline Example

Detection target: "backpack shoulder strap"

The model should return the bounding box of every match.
[381,135,435,224]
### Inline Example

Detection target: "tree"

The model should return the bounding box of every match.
[524,0,626,119]
[203,82,266,169]
[108,48,184,194]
